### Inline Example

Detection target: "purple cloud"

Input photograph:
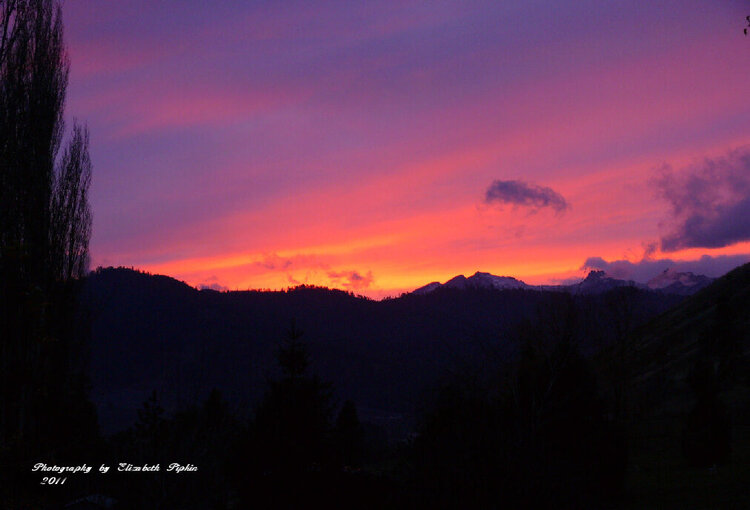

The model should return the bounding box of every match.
[484,180,568,214]
[581,254,750,283]
[198,282,228,291]
[655,147,750,251]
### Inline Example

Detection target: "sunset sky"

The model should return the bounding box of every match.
[63,1,750,298]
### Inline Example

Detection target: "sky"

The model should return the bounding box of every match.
[63,0,750,298]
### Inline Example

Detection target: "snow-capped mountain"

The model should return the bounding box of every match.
[412,281,442,295]
[646,268,713,295]
[412,268,713,296]
[565,270,643,295]
[412,271,529,294]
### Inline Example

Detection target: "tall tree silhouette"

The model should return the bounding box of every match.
[0,0,94,463]
[49,123,92,282]
[234,322,336,507]
[253,321,334,474]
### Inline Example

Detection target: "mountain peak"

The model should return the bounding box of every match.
[584,270,608,280]
[647,267,713,294]
[412,267,713,297]
[472,271,493,278]
[568,270,640,295]
[412,271,529,294]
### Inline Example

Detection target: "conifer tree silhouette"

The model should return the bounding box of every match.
[253,321,334,474]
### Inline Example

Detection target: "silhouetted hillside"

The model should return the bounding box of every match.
[83,267,685,434]
[620,262,750,413]
[594,262,750,509]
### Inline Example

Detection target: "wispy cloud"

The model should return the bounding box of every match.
[255,253,294,271]
[327,270,374,290]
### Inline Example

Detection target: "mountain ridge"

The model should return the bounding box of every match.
[81,266,692,434]
[412,267,713,296]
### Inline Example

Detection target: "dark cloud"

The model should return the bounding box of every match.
[198,282,228,291]
[327,270,374,290]
[654,147,750,251]
[581,253,750,283]
[484,180,568,214]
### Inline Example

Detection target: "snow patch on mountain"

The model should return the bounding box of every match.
[412,268,713,296]
[646,268,713,295]
[413,272,529,294]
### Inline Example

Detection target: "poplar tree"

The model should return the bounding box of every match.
[0,0,94,456]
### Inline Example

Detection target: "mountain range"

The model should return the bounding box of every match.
[79,265,711,435]
[413,267,713,296]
